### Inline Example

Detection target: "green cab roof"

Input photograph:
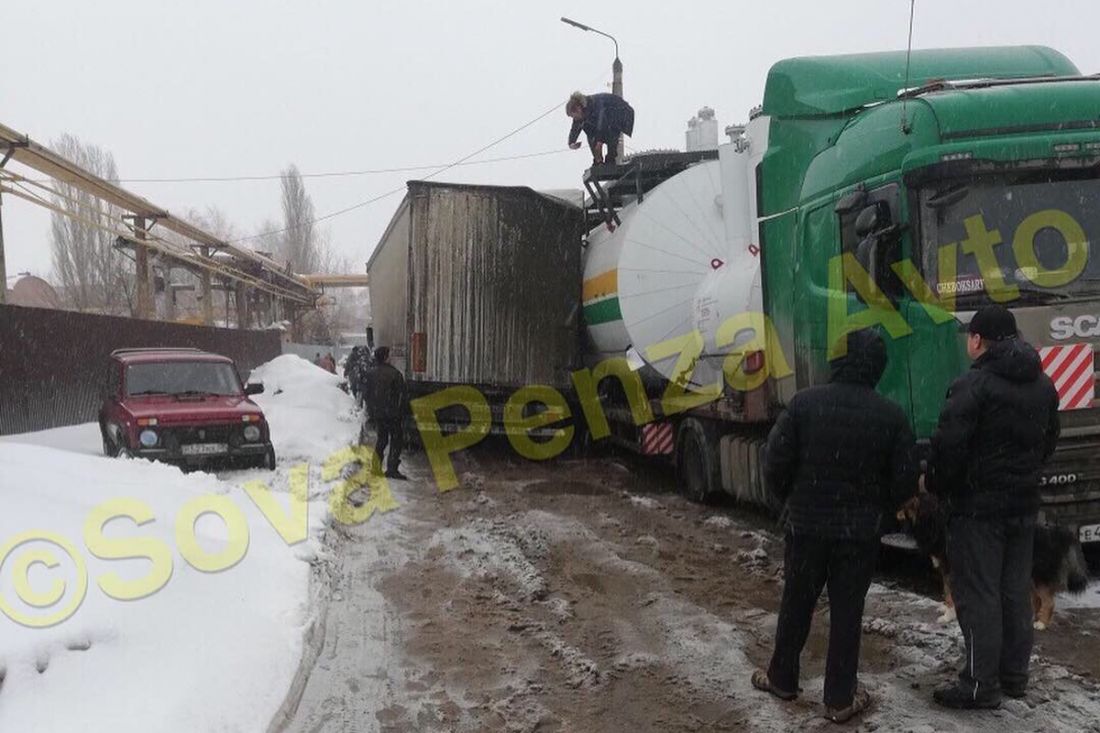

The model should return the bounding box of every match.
[762,46,1079,118]
[919,79,1100,140]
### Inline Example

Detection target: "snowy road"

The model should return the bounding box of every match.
[284,446,1100,733]
[4,352,1098,732]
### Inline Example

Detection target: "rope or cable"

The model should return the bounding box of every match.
[901,0,916,133]
[230,97,571,245]
[21,148,569,185]
[74,148,569,184]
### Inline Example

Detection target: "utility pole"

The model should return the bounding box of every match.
[613,55,624,161]
[200,246,213,326]
[133,216,154,319]
[235,283,250,330]
[0,188,7,305]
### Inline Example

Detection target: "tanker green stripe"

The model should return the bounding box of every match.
[583,297,623,326]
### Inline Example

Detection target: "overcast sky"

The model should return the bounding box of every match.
[3,0,1099,280]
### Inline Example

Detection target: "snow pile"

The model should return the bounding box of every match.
[0,445,308,731]
[249,353,359,464]
[1060,580,1100,609]
[1,423,101,456]
[0,352,357,732]
[703,515,733,529]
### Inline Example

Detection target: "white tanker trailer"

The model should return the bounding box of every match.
[578,114,776,505]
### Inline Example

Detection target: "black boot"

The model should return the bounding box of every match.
[933,684,1001,710]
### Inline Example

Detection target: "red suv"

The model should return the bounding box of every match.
[98,348,276,470]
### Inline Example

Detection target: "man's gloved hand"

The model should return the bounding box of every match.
[569,142,582,150]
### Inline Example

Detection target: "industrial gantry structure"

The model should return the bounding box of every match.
[0,121,325,328]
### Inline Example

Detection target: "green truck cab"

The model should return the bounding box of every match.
[758,46,1100,535]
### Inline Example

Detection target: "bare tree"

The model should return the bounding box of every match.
[279,165,321,274]
[185,205,239,242]
[49,135,133,314]
[251,217,284,261]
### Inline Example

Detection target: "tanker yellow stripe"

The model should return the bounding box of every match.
[582,270,618,302]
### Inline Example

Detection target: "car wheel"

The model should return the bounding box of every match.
[101,428,114,457]
[112,433,133,459]
[262,446,277,471]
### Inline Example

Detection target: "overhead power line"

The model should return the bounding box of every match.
[30,148,570,185]
[230,95,571,246]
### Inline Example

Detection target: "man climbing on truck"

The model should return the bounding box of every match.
[566,91,635,165]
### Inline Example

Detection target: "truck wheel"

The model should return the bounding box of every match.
[263,446,277,471]
[677,418,719,502]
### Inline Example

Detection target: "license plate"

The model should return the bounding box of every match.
[181,443,228,456]
[1079,523,1100,544]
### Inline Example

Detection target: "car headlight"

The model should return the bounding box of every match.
[243,425,261,442]
[139,429,159,448]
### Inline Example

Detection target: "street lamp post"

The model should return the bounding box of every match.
[561,17,624,162]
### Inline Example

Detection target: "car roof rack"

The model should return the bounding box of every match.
[110,347,205,356]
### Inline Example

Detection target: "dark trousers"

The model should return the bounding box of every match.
[947,515,1036,698]
[588,133,621,164]
[767,533,878,709]
[374,418,404,473]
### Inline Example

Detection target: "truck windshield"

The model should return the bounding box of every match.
[918,172,1100,307]
[126,361,242,397]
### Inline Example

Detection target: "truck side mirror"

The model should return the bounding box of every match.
[245,383,264,396]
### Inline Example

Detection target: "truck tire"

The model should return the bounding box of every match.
[676,418,720,502]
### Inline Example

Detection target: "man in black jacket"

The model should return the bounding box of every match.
[753,328,916,724]
[927,305,1059,709]
[566,91,635,165]
[362,346,408,480]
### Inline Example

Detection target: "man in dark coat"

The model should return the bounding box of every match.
[566,91,635,165]
[345,346,362,398]
[753,328,916,723]
[362,346,408,480]
[927,305,1059,709]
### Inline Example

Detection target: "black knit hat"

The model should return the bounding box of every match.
[968,305,1017,341]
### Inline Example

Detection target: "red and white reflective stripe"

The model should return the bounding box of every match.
[641,422,674,455]
[1039,344,1095,411]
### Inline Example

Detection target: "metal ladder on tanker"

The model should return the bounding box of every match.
[582,150,719,232]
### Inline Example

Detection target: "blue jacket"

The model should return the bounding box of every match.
[568,93,635,145]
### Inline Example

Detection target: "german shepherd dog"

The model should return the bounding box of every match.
[896,492,1090,629]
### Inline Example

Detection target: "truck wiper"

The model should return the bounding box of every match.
[129,389,168,396]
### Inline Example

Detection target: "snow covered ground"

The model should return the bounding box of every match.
[0,354,359,732]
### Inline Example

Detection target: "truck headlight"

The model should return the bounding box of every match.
[139,429,159,448]
[243,425,261,442]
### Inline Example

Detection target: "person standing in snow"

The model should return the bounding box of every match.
[566,91,635,166]
[925,305,1059,709]
[362,346,408,480]
[753,328,916,724]
[320,352,336,374]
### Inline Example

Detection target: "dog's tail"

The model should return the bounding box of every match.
[1066,542,1090,594]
